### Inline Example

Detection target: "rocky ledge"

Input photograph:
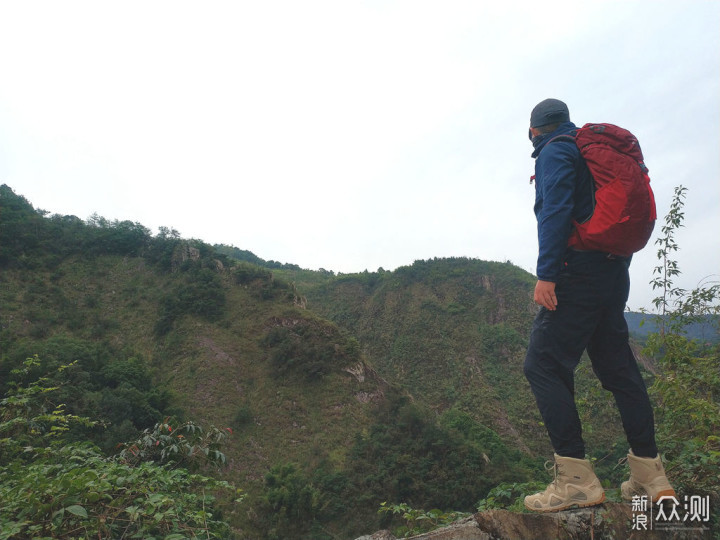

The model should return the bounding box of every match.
[355,503,713,539]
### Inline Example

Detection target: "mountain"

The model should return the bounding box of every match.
[5,184,716,538]
[0,185,541,538]
[625,311,719,343]
[273,258,545,454]
[271,258,644,469]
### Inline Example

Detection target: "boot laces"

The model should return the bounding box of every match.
[544,460,561,486]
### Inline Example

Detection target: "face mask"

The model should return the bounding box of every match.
[529,128,544,147]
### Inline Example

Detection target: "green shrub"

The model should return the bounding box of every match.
[475,481,547,513]
[233,263,272,285]
[155,269,227,335]
[378,502,470,538]
[232,404,254,429]
[348,394,501,513]
[262,319,358,380]
[0,357,239,539]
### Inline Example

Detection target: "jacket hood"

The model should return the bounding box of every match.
[531,121,577,158]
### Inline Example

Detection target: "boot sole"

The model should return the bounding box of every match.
[622,488,677,503]
[524,492,606,513]
[652,489,676,502]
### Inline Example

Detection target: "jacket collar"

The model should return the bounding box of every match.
[531,121,577,158]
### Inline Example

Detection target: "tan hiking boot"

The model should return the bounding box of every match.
[621,452,676,502]
[524,454,606,512]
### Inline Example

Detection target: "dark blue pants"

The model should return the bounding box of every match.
[523,251,658,459]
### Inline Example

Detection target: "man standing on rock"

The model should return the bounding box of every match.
[522,98,675,512]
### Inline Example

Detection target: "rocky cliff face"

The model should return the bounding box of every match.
[356,503,712,540]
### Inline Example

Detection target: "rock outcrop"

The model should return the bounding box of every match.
[355,503,712,539]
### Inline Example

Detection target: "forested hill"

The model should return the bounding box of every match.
[2,184,718,538]
[273,258,549,455]
[625,311,720,343]
[0,184,541,538]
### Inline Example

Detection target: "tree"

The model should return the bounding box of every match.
[644,185,720,532]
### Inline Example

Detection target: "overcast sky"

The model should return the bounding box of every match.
[1,1,718,311]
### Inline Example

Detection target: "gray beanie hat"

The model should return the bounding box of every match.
[530,98,570,128]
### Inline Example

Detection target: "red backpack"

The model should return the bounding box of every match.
[555,123,657,257]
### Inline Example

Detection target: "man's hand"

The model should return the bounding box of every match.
[534,280,558,311]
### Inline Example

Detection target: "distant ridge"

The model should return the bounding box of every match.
[213,243,302,270]
[625,311,719,342]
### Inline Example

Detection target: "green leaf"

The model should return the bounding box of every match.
[65,504,88,518]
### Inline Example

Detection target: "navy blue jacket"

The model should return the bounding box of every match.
[531,122,594,281]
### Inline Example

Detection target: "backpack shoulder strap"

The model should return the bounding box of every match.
[549,134,576,144]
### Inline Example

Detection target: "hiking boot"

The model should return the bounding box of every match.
[621,451,676,502]
[524,454,606,513]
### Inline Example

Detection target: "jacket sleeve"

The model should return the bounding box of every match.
[535,141,578,282]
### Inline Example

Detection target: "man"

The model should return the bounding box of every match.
[522,98,675,512]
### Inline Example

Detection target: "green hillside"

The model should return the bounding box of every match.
[273,259,636,474]
[3,183,718,538]
[0,185,539,538]
[275,260,542,449]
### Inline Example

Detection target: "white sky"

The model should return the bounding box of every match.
[1,1,718,310]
